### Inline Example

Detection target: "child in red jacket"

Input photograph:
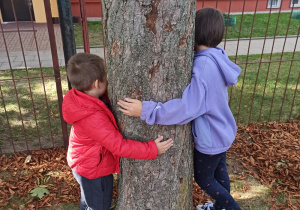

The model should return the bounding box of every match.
[62,53,173,210]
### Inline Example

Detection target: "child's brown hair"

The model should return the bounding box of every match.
[195,7,224,48]
[66,53,106,91]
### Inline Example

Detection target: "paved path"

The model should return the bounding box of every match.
[220,36,299,56]
[0,48,104,70]
[0,22,62,52]
[0,22,299,70]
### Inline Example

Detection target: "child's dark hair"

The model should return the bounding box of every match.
[66,53,106,91]
[195,7,224,48]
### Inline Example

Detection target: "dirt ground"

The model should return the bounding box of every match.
[0,119,299,210]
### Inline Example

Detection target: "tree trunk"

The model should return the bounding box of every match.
[102,1,195,209]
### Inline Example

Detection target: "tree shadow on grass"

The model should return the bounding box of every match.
[0,68,69,154]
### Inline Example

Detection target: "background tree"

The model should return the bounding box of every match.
[102,0,195,209]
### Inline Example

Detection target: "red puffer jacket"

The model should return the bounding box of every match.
[62,89,157,179]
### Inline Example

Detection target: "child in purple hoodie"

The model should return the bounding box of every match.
[118,7,242,210]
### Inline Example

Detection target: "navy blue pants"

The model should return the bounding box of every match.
[194,149,241,210]
[72,170,113,210]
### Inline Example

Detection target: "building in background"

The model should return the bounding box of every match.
[0,0,299,23]
[0,0,58,23]
[69,0,300,19]
[71,0,103,19]
[197,0,300,13]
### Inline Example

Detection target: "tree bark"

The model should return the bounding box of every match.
[102,1,195,209]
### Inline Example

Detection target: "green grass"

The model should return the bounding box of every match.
[225,12,300,39]
[228,52,300,124]
[0,68,69,153]
[73,21,103,47]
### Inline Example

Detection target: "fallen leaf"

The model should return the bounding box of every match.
[232,193,241,198]
[30,187,50,199]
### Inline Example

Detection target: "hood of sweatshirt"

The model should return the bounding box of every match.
[194,47,241,86]
[62,89,105,124]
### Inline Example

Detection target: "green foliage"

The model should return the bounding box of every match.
[29,187,50,199]
[37,176,51,185]
[29,176,52,199]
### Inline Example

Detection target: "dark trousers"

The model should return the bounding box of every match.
[72,170,113,210]
[194,149,241,210]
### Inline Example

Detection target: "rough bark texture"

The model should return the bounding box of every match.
[102,1,195,209]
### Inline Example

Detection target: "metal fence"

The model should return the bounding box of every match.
[0,0,67,154]
[0,0,299,154]
[215,0,300,125]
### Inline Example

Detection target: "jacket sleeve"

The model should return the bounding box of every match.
[84,113,157,159]
[140,73,206,125]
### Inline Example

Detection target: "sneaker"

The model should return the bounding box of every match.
[196,201,215,210]
[196,202,227,210]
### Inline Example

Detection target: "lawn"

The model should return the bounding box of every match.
[225,12,300,39]
[0,68,69,154]
[73,21,103,47]
[229,52,300,124]
[72,12,300,47]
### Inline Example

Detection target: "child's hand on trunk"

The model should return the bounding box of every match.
[154,136,173,155]
[118,98,142,117]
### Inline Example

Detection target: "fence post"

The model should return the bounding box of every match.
[44,0,69,147]
[79,0,90,53]
[57,0,76,90]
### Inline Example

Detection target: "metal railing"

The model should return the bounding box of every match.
[204,0,299,124]
[0,0,67,154]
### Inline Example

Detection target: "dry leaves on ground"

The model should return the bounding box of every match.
[0,147,116,209]
[0,148,81,208]
[0,119,299,209]
[228,118,300,209]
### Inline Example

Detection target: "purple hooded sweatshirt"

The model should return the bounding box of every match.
[140,47,242,155]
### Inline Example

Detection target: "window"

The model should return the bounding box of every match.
[267,0,281,8]
[291,0,300,7]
